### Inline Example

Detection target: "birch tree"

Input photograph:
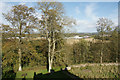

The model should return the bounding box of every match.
[3,4,37,71]
[96,17,113,63]
[37,2,75,72]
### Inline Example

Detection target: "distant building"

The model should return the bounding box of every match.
[83,36,90,38]
[65,35,90,39]
[73,35,83,39]
[99,34,111,37]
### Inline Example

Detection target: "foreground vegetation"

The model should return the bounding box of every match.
[70,65,119,78]
[6,64,120,79]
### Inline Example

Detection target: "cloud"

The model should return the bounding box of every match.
[75,18,97,32]
[109,9,118,26]
[85,3,98,21]
[72,3,98,33]
[64,3,99,33]
[74,5,118,33]
[75,7,80,14]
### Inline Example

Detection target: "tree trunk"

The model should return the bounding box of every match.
[100,33,104,64]
[100,52,103,63]
[18,48,22,71]
[18,23,22,71]
[48,38,51,72]
[44,12,52,72]
[51,39,55,70]
[116,54,118,63]
[49,62,52,72]
[83,53,85,63]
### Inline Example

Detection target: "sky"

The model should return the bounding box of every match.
[0,2,118,33]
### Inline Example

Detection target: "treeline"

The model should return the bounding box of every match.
[72,39,118,64]
[2,32,97,38]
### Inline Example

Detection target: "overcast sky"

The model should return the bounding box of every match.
[0,2,118,33]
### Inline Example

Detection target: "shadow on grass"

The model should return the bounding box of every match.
[1,69,83,80]
[2,70,16,80]
[33,69,83,80]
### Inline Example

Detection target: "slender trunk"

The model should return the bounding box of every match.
[116,54,118,63]
[49,62,52,72]
[27,32,30,41]
[100,33,104,64]
[116,40,118,63]
[48,38,51,72]
[18,22,22,71]
[84,53,85,63]
[18,48,22,71]
[116,58,118,63]
[100,52,103,63]
[44,13,51,72]
[51,39,55,69]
